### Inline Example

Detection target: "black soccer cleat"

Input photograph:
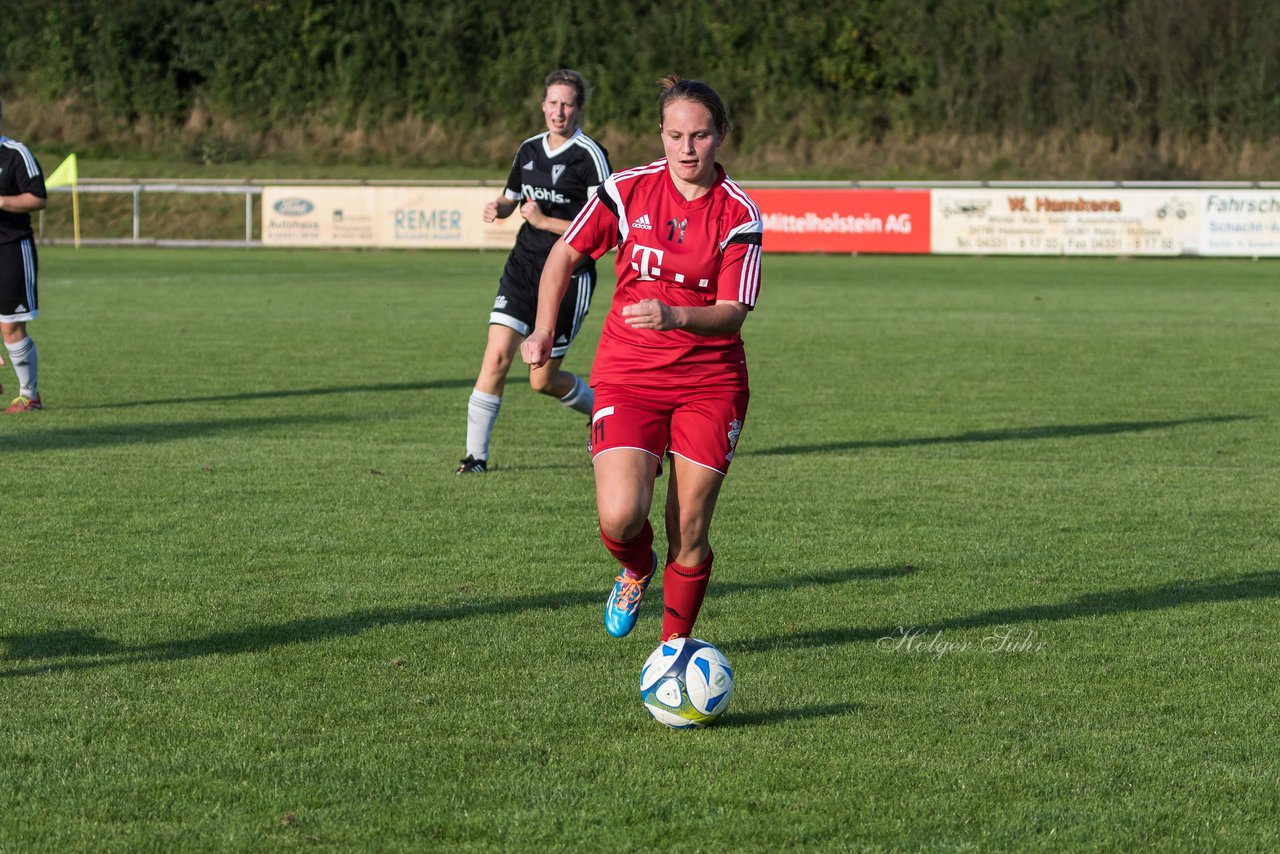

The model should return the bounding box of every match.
[454,455,487,475]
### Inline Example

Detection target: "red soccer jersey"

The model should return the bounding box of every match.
[563,159,762,389]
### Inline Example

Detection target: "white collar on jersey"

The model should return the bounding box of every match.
[542,128,584,159]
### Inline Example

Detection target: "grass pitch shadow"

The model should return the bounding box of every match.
[72,378,473,410]
[719,702,862,729]
[717,564,915,595]
[751,414,1252,457]
[728,569,1280,654]
[1,629,126,660]
[2,412,357,452]
[12,569,1276,677]
[0,566,910,678]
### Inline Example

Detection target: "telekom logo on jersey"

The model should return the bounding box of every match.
[630,245,665,280]
[629,245,710,288]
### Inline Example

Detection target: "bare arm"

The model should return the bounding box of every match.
[518,199,573,235]
[520,239,586,367]
[482,195,518,223]
[486,195,571,234]
[620,299,749,336]
[0,193,48,214]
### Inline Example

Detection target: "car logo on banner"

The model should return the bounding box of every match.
[274,198,315,216]
[942,199,992,217]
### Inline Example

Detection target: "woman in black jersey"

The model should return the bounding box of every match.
[0,98,47,413]
[455,69,611,474]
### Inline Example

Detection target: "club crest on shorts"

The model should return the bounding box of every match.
[725,419,742,461]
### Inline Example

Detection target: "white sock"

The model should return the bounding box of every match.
[5,337,37,399]
[466,389,502,460]
[558,374,593,415]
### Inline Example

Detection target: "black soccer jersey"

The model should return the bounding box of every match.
[0,137,46,244]
[503,128,610,264]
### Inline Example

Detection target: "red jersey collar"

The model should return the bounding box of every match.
[663,162,726,208]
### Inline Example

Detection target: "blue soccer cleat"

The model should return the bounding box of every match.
[605,551,657,638]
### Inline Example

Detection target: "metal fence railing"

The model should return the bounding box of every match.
[43,180,263,247]
[39,178,503,248]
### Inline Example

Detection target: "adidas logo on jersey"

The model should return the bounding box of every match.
[523,161,534,170]
[631,214,653,230]
[14,304,26,313]
[493,295,508,310]
[556,334,569,344]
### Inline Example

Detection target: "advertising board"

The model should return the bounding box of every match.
[375,187,521,249]
[931,189,1199,256]
[262,186,521,249]
[264,183,1280,259]
[752,189,931,253]
[1196,190,1280,257]
[262,187,378,247]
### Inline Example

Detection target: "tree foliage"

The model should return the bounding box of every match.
[3,0,1277,162]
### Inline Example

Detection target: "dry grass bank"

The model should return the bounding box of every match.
[11,96,1279,183]
[21,98,1279,243]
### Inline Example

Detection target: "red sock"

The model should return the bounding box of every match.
[600,520,655,579]
[662,550,713,640]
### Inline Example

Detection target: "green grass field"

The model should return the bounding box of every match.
[3,248,1279,851]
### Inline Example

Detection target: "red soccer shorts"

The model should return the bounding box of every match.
[590,382,750,476]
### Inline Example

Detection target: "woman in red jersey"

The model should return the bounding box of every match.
[522,76,762,642]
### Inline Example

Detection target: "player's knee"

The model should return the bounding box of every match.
[598,506,647,542]
[0,322,27,344]
[528,371,564,396]
[481,350,513,380]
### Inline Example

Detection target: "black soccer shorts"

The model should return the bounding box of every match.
[0,237,38,322]
[490,254,596,359]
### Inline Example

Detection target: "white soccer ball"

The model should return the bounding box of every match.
[639,637,735,729]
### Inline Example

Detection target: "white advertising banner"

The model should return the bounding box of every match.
[931,189,1199,256]
[262,186,521,249]
[262,187,379,247]
[374,187,520,249]
[1196,190,1280,257]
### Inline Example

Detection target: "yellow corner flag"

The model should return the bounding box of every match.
[46,153,78,187]
[45,153,81,247]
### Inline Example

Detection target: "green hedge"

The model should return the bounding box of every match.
[4,0,1278,159]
